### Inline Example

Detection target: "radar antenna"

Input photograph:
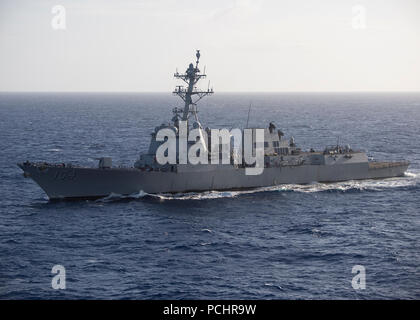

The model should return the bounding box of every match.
[173,50,213,126]
[246,102,252,129]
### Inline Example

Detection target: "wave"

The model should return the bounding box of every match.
[98,191,149,201]
[96,170,420,202]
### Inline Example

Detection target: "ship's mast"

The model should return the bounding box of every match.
[173,50,213,126]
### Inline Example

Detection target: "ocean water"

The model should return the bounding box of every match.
[0,92,419,299]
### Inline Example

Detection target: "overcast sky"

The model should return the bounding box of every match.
[0,0,419,92]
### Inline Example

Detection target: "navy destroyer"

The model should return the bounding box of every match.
[18,51,409,200]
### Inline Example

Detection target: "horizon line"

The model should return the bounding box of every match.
[1,90,420,94]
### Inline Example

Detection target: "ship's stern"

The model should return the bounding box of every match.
[368,161,410,179]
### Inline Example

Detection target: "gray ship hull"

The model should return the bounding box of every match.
[18,160,409,200]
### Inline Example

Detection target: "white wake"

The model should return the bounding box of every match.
[97,170,419,201]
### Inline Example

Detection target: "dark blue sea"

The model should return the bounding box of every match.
[0,92,419,299]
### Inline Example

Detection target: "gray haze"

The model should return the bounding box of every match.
[0,0,419,92]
